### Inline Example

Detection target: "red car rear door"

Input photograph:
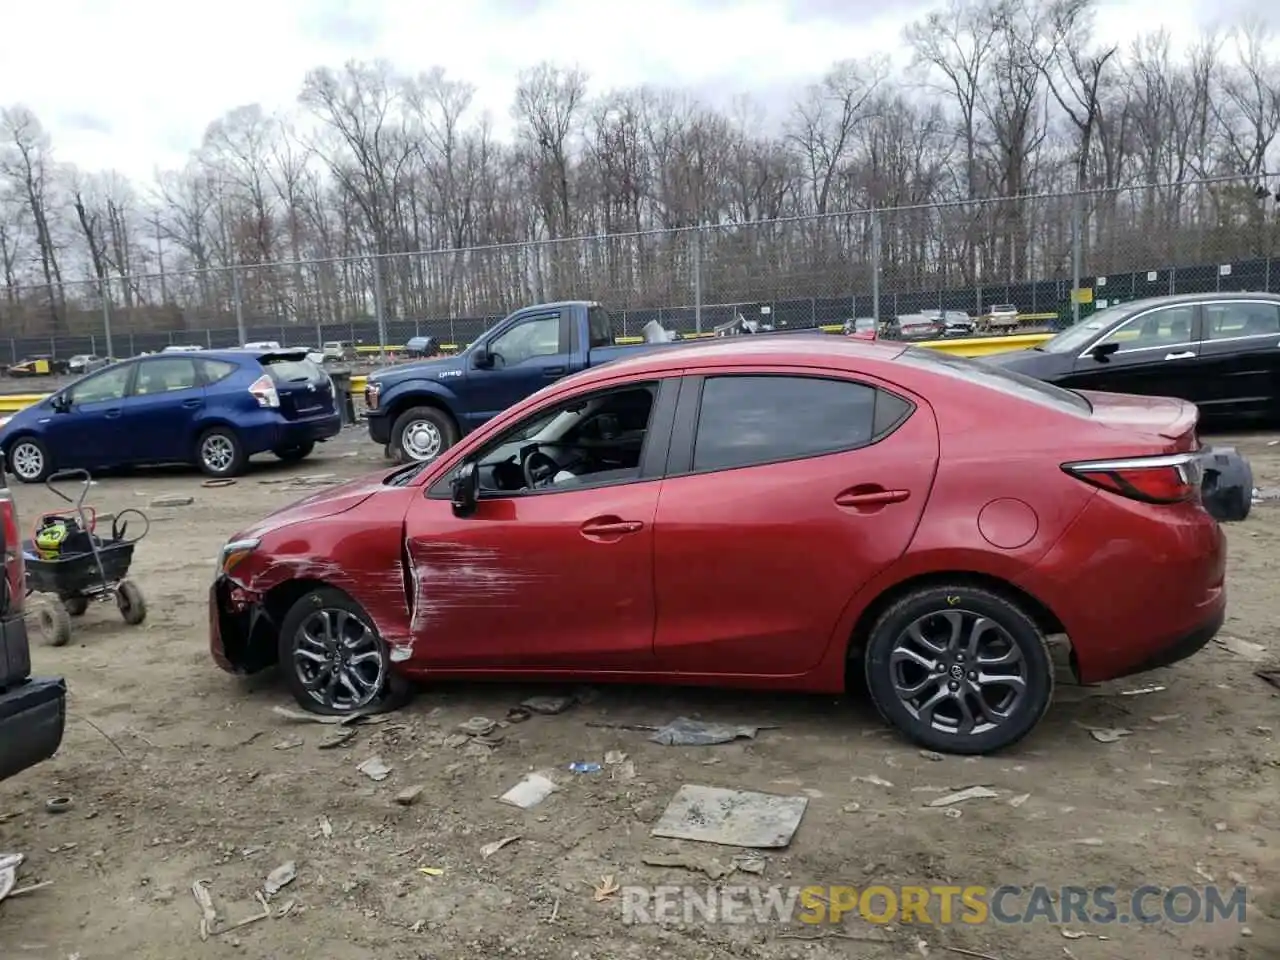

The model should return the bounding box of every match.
[402,377,679,671]
[652,367,939,676]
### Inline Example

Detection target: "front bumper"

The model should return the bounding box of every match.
[209,577,276,675]
[0,676,67,782]
[366,409,391,446]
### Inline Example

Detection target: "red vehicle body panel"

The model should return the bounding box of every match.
[211,337,1226,697]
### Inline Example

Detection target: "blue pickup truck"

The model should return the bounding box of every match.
[365,301,673,461]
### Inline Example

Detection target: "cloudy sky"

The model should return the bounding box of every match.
[0,0,1258,183]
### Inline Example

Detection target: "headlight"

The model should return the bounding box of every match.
[217,538,260,577]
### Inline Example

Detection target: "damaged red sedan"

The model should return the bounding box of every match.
[211,337,1228,754]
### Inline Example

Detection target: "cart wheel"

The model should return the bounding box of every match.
[35,601,73,647]
[116,580,147,625]
[64,596,89,617]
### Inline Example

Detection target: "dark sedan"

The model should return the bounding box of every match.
[985,292,1280,425]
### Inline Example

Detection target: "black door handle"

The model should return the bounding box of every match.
[183,399,203,408]
[543,366,566,377]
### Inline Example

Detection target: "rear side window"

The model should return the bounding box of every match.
[692,375,911,472]
[198,359,237,384]
[135,358,198,394]
[897,347,1092,414]
[262,357,324,383]
[588,306,614,349]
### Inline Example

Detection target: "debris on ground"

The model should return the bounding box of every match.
[919,750,945,761]
[201,479,237,488]
[273,738,303,751]
[418,867,444,877]
[218,892,271,935]
[150,495,194,507]
[480,836,520,859]
[271,705,389,726]
[504,707,531,723]
[263,862,296,897]
[1215,636,1268,662]
[499,772,558,809]
[606,752,637,780]
[317,728,358,750]
[642,851,736,879]
[650,785,809,849]
[192,879,218,940]
[1078,724,1132,743]
[591,875,619,902]
[44,796,73,814]
[1120,684,1166,696]
[289,474,341,487]
[395,784,425,806]
[1257,670,1280,691]
[648,717,772,746]
[318,816,333,839]
[925,786,1000,807]
[1009,793,1031,808]
[356,756,392,781]
[568,761,602,773]
[0,853,22,902]
[520,694,577,715]
[457,716,496,736]
[853,774,894,788]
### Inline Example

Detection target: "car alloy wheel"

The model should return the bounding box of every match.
[887,609,1029,737]
[291,606,388,713]
[863,585,1053,755]
[201,434,236,473]
[10,441,44,481]
[401,419,442,461]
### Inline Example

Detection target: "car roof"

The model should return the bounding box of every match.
[568,334,909,388]
[1108,291,1280,312]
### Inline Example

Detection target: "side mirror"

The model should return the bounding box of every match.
[472,347,493,369]
[450,462,479,517]
[51,393,71,413]
[1090,341,1121,362]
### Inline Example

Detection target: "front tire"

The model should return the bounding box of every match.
[864,584,1053,755]
[389,406,458,464]
[8,437,51,483]
[278,586,412,716]
[272,441,315,463]
[197,427,246,478]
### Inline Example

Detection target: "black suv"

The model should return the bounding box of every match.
[0,463,66,781]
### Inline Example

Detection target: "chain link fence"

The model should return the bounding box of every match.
[2,174,1278,363]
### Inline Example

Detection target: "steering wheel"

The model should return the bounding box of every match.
[522,449,560,488]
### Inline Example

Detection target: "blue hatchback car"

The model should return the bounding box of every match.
[0,349,341,482]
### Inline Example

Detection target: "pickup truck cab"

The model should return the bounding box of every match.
[365,301,662,462]
[1,466,67,781]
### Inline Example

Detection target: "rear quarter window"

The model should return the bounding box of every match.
[197,359,238,384]
[262,357,324,383]
[896,347,1092,415]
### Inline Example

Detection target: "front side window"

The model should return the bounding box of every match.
[489,315,561,368]
[134,358,199,395]
[1096,305,1194,353]
[433,381,659,497]
[1204,301,1280,340]
[69,364,133,405]
[692,375,891,472]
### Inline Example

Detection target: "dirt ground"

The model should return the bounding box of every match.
[1,425,1278,960]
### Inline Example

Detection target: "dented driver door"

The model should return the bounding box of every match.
[401,481,661,672]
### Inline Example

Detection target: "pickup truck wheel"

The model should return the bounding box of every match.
[390,406,457,463]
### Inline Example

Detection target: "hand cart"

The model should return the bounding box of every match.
[23,469,150,646]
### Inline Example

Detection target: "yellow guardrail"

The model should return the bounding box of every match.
[0,330,1053,415]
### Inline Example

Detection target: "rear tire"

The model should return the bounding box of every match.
[272,441,315,463]
[863,584,1053,755]
[389,406,458,464]
[278,586,412,716]
[197,427,246,478]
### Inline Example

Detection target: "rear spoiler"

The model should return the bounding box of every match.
[252,349,310,363]
[1159,399,1199,442]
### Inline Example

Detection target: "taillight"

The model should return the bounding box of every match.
[1,489,25,614]
[248,374,280,408]
[1063,453,1203,505]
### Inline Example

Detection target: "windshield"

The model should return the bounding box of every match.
[1037,305,1132,354]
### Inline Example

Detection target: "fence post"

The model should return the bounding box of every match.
[372,254,388,360]
[1070,191,1083,326]
[231,265,246,345]
[870,209,882,323]
[99,275,115,359]
[692,227,703,334]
